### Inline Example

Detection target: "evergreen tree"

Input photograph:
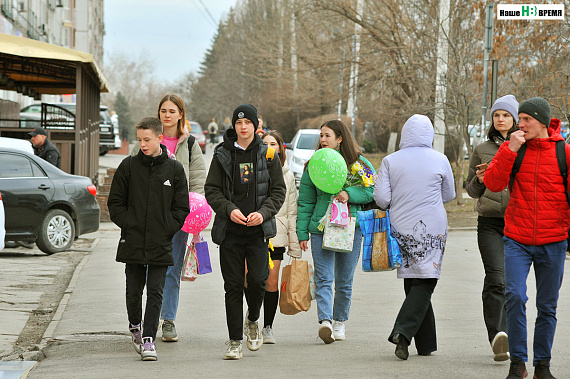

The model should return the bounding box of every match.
[114,92,134,141]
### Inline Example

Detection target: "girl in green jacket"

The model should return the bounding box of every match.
[297,120,375,344]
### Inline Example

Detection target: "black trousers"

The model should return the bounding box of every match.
[220,230,269,341]
[477,216,507,343]
[389,278,438,355]
[125,263,168,341]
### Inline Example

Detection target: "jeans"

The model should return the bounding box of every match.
[161,229,188,321]
[477,216,507,343]
[310,228,362,322]
[220,230,269,341]
[125,263,168,340]
[389,278,438,354]
[503,237,566,365]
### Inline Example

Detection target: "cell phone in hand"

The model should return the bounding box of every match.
[476,163,488,169]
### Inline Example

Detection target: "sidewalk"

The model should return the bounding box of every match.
[27,228,570,378]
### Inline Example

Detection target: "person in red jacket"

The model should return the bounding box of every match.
[484,97,569,379]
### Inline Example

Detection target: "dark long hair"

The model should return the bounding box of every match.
[487,110,518,140]
[261,130,286,167]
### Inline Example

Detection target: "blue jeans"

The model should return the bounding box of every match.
[161,229,188,321]
[503,237,566,365]
[310,228,362,322]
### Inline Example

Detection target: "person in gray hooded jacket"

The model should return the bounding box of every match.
[374,114,455,360]
[466,94,519,362]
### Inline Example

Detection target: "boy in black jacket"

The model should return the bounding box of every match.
[205,104,286,360]
[107,117,189,361]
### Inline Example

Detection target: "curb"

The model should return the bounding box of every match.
[39,250,92,350]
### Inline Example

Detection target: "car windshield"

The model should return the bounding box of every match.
[100,111,111,124]
[189,123,202,134]
[297,134,319,149]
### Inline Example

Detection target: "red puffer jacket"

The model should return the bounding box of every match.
[484,118,570,246]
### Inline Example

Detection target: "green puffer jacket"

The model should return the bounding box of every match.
[297,155,375,242]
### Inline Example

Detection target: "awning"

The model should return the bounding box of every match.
[0,33,109,94]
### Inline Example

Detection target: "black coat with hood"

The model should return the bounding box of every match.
[107,145,190,266]
[205,128,286,245]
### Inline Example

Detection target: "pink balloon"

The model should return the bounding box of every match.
[181,192,212,235]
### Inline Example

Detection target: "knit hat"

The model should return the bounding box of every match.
[491,95,519,124]
[518,97,551,126]
[232,104,259,129]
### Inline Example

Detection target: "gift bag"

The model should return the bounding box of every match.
[181,237,198,282]
[279,259,311,315]
[330,199,350,226]
[308,263,316,301]
[194,235,212,275]
[357,209,402,272]
[322,216,356,253]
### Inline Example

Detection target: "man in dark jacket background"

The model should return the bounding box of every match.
[205,104,285,360]
[28,126,61,168]
[108,116,189,361]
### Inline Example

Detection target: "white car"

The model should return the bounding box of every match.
[0,137,34,154]
[287,129,320,185]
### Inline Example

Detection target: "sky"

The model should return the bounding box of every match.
[104,0,238,82]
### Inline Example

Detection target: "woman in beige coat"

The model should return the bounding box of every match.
[261,130,301,343]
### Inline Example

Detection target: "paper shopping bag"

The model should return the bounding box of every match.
[357,209,402,272]
[279,259,311,315]
[322,216,356,253]
[195,239,212,275]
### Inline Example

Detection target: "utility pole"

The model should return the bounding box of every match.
[480,3,494,136]
[433,0,451,153]
[346,0,363,136]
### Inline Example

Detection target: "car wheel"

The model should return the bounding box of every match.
[36,209,75,255]
[99,149,108,156]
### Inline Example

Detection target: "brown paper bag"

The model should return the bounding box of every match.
[279,259,311,315]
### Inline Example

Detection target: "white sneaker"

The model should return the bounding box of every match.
[262,326,275,344]
[244,317,263,351]
[140,337,157,361]
[491,331,509,361]
[318,320,335,344]
[223,340,243,360]
[333,321,345,340]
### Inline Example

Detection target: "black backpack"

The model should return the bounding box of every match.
[509,140,570,250]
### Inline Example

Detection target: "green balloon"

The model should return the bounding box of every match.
[308,148,347,193]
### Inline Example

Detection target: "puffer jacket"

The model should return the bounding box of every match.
[466,128,510,217]
[297,154,375,242]
[108,146,190,266]
[484,118,570,245]
[272,162,301,256]
[205,129,286,245]
[132,127,206,195]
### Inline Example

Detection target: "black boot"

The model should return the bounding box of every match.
[392,333,409,360]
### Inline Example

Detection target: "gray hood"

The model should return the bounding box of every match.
[399,114,434,150]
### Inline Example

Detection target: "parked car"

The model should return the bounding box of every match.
[0,147,100,254]
[287,128,320,185]
[20,103,118,156]
[0,190,4,252]
[188,121,207,154]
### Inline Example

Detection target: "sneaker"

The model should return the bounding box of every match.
[244,317,263,351]
[507,358,528,378]
[140,337,157,361]
[129,323,142,354]
[318,320,335,344]
[262,326,275,344]
[223,340,243,360]
[492,331,510,362]
[393,333,409,360]
[533,360,555,379]
[333,321,345,341]
[161,320,178,342]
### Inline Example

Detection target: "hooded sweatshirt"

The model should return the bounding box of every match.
[374,114,456,279]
